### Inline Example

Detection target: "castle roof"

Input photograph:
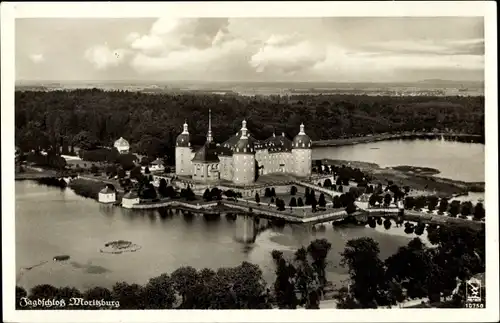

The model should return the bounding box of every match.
[176,121,191,147]
[114,137,130,148]
[292,124,312,149]
[123,191,139,199]
[99,186,115,194]
[263,132,293,153]
[192,141,220,163]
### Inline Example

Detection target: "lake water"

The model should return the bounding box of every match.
[313,139,485,182]
[16,181,419,292]
[15,139,484,293]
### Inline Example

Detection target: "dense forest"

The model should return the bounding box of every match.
[15,90,484,162]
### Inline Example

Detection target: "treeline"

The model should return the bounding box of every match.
[16,224,485,310]
[15,90,484,162]
[336,224,485,308]
[16,239,332,310]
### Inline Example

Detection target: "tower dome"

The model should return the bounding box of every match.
[292,123,312,149]
[234,120,255,154]
[114,137,130,149]
[176,121,191,147]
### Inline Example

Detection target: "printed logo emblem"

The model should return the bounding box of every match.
[466,277,482,303]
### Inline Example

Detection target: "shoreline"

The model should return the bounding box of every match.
[317,158,485,196]
[312,132,484,148]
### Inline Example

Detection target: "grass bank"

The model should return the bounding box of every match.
[317,159,484,196]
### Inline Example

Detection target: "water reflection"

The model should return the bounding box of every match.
[17,181,438,291]
[98,204,116,217]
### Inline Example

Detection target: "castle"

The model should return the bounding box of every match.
[175,110,312,185]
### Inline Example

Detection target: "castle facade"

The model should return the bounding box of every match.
[175,110,312,185]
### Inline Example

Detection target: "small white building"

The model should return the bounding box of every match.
[114,137,130,154]
[98,186,116,204]
[150,158,165,172]
[122,191,140,208]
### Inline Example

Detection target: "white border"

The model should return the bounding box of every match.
[2,1,498,323]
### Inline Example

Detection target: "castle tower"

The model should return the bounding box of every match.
[207,108,213,143]
[175,121,192,176]
[232,120,256,185]
[292,123,312,177]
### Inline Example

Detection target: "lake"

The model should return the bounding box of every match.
[15,139,484,293]
[313,139,485,182]
[16,180,419,292]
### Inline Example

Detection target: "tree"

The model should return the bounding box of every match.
[171,266,200,308]
[427,195,439,212]
[297,197,304,207]
[117,167,126,179]
[185,186,196,201]
[385,238,433,300]
[404,196,415,209]
[340,238,388,308]
[165,185,176,198]
[72,130,99,151]
[311,196,317,212]
[83,287,113,308]
[203,188,212,201]
[255,192,260,204]
[460,201,473,217]
[290,185,297,196]
[306,239,332,292]
[324,178,332,188]
[143,273,176,309]
[105,164,118,177]
[332,195,342,208]
[30,284,59,299]
[276,198,286,211]
[383,193,392,206]
[117,154,137,171]
[271,250,298,309]
[318,193,326,207]
[448,200,461,217]
[90,164,99,175]
[112,282,145,309]
[289,197,297,207]
[130,166,143,180]
[438,198,449,214]
[139,182,157,200]
[345,202,357,214]
[158,178,168,197]
[473,202,485,220]
[211,187,222,200]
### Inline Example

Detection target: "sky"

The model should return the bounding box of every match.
[15,17,485,83]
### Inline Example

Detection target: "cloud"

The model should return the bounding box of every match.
[75,17,484,81]
[131,39,246,74]
[29,53,44,63]
[127,18,238,74]
[358,38,485,56]
[250,39,326,75]
[310,44,484,82]
[84,44,129,70]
